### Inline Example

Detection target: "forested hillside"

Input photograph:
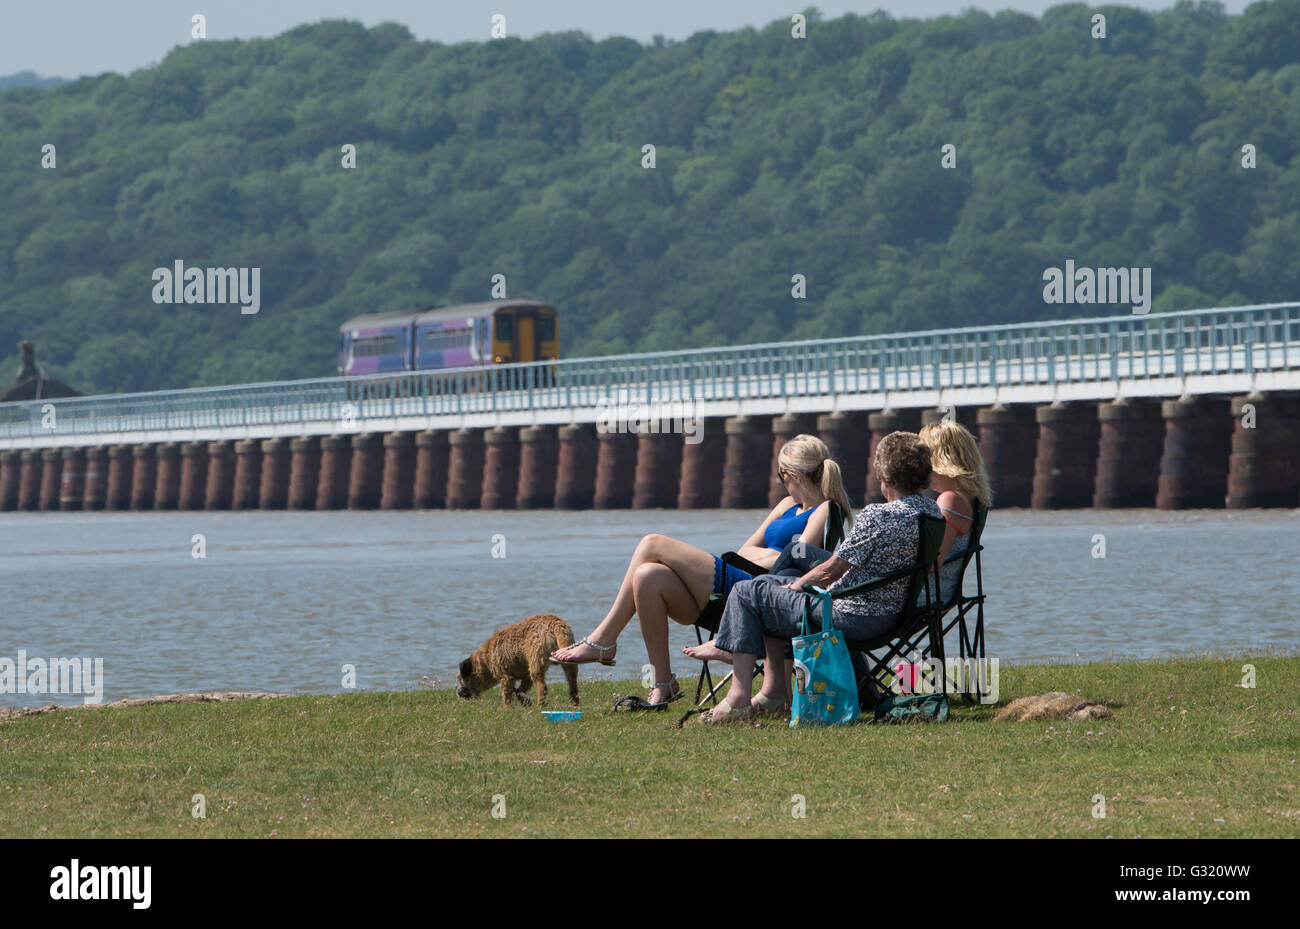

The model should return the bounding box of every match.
[0,72,67,91]
[2,2,1299,393]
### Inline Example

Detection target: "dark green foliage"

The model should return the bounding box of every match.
[0,4,1297,393]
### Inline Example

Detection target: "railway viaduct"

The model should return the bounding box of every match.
[1,303,1297,513]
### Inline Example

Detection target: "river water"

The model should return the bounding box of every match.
[1,508,1296,707]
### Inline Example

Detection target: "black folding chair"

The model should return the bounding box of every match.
[825,514,947,708]
[692,501,846,707]
[932,499,988,703]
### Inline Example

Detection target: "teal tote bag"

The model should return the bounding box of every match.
[790,587,861,727]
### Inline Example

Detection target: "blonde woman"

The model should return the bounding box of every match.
[551,435,853,707]
[917,419,992,605]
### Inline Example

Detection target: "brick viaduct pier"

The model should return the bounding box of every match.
[2,304,1297,513]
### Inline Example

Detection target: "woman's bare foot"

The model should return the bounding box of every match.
[683,640,733,663]
[550,637,617,666]
[700,696,754,724]
[752,691,791,717]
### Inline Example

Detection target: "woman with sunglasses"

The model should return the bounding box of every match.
[550,434,853,707]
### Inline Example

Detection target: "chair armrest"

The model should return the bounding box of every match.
[941,543,983,565]
[720,552,769,576]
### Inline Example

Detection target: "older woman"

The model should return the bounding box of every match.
[550,434,853,708]
[687,431,942,723]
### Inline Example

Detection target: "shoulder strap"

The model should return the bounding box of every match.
[805,586,833,636]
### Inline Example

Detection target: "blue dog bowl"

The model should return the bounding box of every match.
[542,710,583,722]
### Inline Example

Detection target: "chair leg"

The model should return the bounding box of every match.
[698,670,733,707]
[694,661,715,705]
[693,623,717,706]
[956,599,987,704]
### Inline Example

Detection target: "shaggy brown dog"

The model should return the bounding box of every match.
[994,691,1112,722]
[456,613,579,707]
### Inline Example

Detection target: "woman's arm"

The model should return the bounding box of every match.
[733,496,794,568]
[934,490,972,568]
[785,504,877,591]
[785,555,852,592]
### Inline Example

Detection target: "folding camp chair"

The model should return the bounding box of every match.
[826,514,947,708]
[933,499,988,703]
[691,501,846,707]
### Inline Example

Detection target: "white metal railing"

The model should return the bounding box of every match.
[1,303,1296,440]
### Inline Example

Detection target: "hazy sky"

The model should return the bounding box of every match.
[5,0,1255,80]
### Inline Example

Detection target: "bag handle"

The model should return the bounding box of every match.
[802,585,834,637]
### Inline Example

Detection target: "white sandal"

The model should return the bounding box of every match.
[551,637,617,667]
[649,673,683,707]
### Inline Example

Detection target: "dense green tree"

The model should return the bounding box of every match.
[0,3,1297,393]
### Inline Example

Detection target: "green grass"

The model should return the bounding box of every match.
[1,656,1297,838]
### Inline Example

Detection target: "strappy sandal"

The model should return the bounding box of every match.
[698,699,755,725]
[650,673,684,707]
[550,637,617,667]
[609,674,683,712]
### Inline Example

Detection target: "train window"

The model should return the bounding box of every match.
[538,316,555,342]
[426,327,472,351]
[496,314,513,343]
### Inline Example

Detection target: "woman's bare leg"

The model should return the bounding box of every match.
[758,637,791,705]
[720,654,757,711]
[631,562,705,703]
[551,533,716,663]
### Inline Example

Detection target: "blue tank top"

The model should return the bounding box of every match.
[763,503,816,551]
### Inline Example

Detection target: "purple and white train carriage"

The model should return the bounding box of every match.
[338,300,560,376]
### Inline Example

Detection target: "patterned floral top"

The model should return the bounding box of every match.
[828,494,942,616]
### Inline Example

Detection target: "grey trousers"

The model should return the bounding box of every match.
[713,574,904,657]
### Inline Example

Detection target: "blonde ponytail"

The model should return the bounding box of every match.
[818,457,854,534]
[777,434,854,536]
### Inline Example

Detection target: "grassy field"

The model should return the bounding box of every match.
[1,655,1296,838]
